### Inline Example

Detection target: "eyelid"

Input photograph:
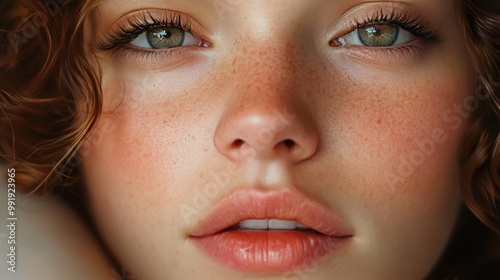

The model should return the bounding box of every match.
[327,3,443,47]
[94,9,213,52]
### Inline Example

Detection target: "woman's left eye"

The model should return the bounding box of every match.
[130,27,203,49]
[337,24,415,47]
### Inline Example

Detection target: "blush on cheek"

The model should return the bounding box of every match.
[317,62,469,198]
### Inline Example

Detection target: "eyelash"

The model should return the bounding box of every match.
[333,9,443,56]
[359,10,441,42]
[95,11,201,60]
[96,9,443,60]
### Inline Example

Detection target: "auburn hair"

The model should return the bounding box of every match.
[1,0,499,235]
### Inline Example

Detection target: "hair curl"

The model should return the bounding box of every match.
[0,0,499,235]
[0,0,101,194]
[458,0,500,234]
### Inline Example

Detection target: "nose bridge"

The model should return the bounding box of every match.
[229,39,303,110]
[224,39,304,132]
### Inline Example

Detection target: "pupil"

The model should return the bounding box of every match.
[367,27,381,36]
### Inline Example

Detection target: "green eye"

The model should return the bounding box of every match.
[358,24,399,47]
[131,26,202,49]
[146,27,185,49]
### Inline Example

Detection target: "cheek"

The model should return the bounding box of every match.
[80,73,222,275]
[305,62,472,275]
[83,88,189,196]
[314,57,473,192]
[80,56,238,232]
[84,57,214,187]
[344,81,464,191]
[330,69,468,203]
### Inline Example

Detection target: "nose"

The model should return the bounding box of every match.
[214,104,318,163]
[213,45,318,164]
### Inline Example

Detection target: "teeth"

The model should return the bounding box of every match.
[239,219,268,230]
[238,219,310,230]
[268,219,296,230]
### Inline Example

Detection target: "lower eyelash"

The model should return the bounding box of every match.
[341,43,433,65]
[105,44,195,65]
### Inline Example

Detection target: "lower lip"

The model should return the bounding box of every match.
[193,230,349,273]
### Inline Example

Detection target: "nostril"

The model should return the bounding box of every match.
[231,139,245,149]
[283,139,296,149]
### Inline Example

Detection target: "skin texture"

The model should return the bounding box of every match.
[82,0,475,279]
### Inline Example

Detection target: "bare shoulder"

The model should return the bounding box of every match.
[0,171,115,280]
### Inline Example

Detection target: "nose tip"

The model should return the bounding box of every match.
[214,106,318,164]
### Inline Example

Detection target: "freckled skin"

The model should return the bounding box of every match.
[82,1,474,279]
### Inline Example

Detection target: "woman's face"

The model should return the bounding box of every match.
[82,0,474,279]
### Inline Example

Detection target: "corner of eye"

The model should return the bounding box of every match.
[329,37,345,47]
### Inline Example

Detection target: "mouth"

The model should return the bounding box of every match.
[189,189,353,273]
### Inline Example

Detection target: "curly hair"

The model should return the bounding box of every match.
[0,0,499,235]
[458,0,500,234]
[0,0,101,193]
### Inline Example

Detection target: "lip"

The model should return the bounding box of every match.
[189,188,353,273]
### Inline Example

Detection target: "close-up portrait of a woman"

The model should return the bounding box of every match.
[1,0,500,279]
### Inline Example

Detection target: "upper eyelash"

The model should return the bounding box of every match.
[350,9,444,43]
[96,9,442,55]
[95,11,193,51]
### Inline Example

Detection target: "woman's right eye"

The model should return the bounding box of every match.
[130,26,204,49]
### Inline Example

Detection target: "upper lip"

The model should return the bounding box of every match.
[189,188,353,237]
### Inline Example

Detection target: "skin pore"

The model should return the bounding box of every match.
[82,0,475,279]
